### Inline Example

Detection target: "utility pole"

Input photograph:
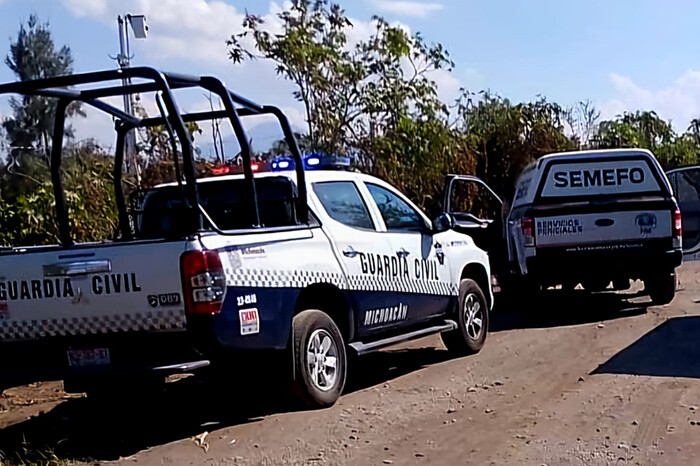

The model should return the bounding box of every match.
[114,14,148,184]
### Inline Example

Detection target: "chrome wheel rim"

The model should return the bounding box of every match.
[464,293,484,340]
[306,329,339,391]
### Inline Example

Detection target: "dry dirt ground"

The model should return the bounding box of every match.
[4,263,700,465]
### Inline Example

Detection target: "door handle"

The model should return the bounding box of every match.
[342,246,358,258]
[397,248,410,258]
[43,260,112,277]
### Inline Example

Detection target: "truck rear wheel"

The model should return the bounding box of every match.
[646,273,676,305]
[582,278,611,292]
[291,310,346,408]
[441,279,489,355]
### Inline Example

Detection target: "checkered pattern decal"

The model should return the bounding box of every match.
[346,275,457,296]
[226,268,348,290]
[226,268,458,297]
[0,309,186,340]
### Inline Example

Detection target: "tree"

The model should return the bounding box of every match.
[453,91,573,201]
[133,100,203,188]
[370,115,470,215]
[355,17,452,142]
[229,1,362,154]
[228,0,452,160]
[3,14,84,162]
[228,0,459,217]
[689,118,700,139]
[0,142,122,247]
[594,111,699,169]
[565,100,600,148]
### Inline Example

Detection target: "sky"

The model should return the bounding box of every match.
[1,0,700,154]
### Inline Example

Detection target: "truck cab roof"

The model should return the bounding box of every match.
[156,169,388,187]
[536,148,656,164]
[512,148,672,209]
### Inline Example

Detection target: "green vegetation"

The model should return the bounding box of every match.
[0,439,75,466]
[230,0,700,216]
[2,2,700,248]
[0,16,118,247]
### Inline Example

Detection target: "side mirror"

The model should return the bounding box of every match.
[432,212,454,233]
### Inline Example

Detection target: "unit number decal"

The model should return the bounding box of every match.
[147,293,182,308]
[237,293,257,307]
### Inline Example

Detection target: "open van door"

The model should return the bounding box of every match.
[442,175,506,273]
[666,166,700,257]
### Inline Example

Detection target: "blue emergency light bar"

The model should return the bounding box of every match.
[271,153,352,171]
[271,156,295,171]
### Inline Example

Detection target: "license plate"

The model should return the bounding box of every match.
[67,348,110,368]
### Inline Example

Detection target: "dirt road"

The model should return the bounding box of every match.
[3,264,700,465]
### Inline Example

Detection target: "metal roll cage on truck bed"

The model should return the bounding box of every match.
[0,67,310,245]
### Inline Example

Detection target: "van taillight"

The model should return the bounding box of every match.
[181,250,226,315]
[521,217,535,246]
[673,207,683,239]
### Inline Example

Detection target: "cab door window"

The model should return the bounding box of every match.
[366,184,424,231]
[313,181,375,230]
[673,169,700,252]
[444,176,505,270]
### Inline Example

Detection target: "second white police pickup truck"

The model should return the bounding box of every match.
[505,149,683,303]
[0,68,492,407]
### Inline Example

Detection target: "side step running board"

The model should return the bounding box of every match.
[349,320,457,356]
[152,360,210,373]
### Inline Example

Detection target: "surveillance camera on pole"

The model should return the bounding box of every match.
[127,15,148,39]
[114,13,148,181]
[115,13,148,81]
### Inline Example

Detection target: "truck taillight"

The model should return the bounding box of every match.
[673,208,682,237]
[181,250,226,315]
[521,217,535,246]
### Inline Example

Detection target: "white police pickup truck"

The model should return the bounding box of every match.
[0,68,492,408]
[504,149,682,303]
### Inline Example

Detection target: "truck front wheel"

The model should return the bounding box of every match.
[441,279,489,355]
[645,273,677,306]
[291,310,347,408]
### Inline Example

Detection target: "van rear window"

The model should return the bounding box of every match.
[539,159,663,198]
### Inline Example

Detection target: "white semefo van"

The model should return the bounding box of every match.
[505,149,683,304]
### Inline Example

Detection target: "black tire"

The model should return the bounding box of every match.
[291,309,346,408]
[441,279,489,354]
[582,278,611,292]
[498,274,539,306]
[612,278,630,291]
[646,272,676,305]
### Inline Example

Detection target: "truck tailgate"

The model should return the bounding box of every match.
[0,241,188,342]
[535,209,672,248]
